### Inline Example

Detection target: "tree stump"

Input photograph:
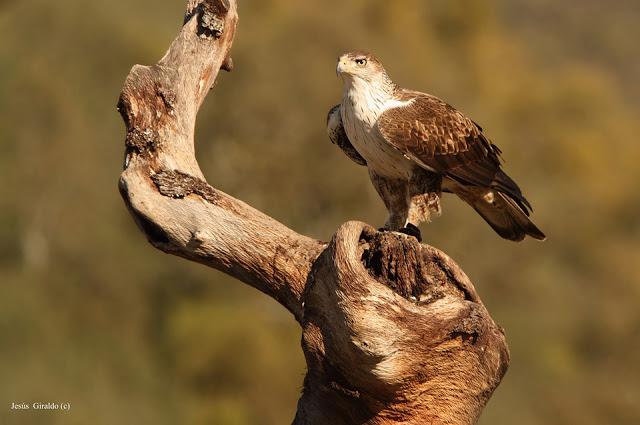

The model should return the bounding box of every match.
[117,1,509,423]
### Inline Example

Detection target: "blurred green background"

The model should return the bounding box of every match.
[1,0,639,424]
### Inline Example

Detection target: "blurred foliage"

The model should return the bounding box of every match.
[1,0,638,424]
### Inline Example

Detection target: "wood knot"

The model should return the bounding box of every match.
[125,128,159,154]
[156,86,176,112]
[221,56,234,72]
[197,0,229,39]
[151,169,220,203]
[450,305,485,345]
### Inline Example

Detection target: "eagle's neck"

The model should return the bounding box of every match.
[342,76,398,123]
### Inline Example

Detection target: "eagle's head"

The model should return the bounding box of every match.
[336,51,390,85]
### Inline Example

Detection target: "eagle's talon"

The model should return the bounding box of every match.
[398,224,422,242]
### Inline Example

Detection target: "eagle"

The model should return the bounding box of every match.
[328,51,545,242]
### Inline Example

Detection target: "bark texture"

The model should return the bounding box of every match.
[117,1,510,423]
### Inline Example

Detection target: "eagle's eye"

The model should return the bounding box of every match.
[355,58,367,66]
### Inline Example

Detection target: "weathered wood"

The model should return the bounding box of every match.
[117,1,510,423]
[117,0,323,322]
[296,223,508,424]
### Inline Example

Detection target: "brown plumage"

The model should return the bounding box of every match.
[328,51,545,242]
[327,105,367,166]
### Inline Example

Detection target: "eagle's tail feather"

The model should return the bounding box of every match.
[455,186,546,242]
[492,170,532,213]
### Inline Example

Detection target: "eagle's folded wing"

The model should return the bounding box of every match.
[327,104,367,166]
[376,91,532,213]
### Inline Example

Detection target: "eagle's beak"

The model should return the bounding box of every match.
[336,60,348,77]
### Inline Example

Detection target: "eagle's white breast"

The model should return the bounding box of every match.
[341,79,415,178]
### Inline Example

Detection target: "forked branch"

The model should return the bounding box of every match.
[117,1,509,423]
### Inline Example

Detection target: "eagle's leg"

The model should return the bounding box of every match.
[369,171,415,236]
[401,171,443,242]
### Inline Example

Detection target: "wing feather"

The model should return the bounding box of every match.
[377,91,532,213]
[327,104,367,166]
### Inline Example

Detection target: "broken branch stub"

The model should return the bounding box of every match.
[117,1,510,423]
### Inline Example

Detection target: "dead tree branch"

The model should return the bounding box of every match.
[117,1,509,423]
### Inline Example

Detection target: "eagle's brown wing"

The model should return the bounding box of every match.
[327,104,367,166]
[377,91,530,212]
[377,90,545,241]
